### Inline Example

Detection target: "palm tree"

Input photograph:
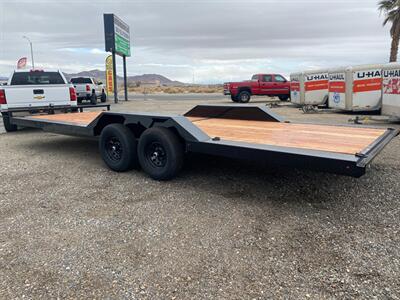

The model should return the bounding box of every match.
[379,0,400,62]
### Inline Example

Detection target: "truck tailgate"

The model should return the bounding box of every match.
[4,85,71,108]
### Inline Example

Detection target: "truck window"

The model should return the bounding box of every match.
[11,72,65,85]
[274,75,287,82]
[262,75,272,82]
[70,77,93,84]
[251,75,259,81]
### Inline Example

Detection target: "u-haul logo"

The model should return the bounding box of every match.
[356,70,381,79]
[291,76,300,82]
[329,73,345,81]
[306,74,328,81]
[383,69,400,78]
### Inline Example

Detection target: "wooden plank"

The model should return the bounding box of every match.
[29,111,103,126]
[188,117,386,155]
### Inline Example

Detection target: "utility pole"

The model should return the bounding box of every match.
[22,36,34,69]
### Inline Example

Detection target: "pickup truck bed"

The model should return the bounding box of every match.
[8,105,398,179]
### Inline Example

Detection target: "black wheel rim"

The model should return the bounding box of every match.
[106,137,123,161]
[146,142,167,168]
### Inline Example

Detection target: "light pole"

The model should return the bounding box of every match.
[22,36,34,69]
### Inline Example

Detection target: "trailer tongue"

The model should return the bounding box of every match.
[6,105,398,180]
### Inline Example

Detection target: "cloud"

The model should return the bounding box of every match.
[0,0,392,83]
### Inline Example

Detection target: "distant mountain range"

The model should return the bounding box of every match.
[63,70,184,86]
[0,70,186,86]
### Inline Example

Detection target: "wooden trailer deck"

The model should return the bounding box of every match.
[29,111,103,126]
[188,117,386,155]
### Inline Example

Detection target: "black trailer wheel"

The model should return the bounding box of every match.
[1,112,18,132]
[138,127,184,180]
[90,92,97,105]
[278,95,289,101]
[100,91,107,103]
[237,91,251,103]
[99,124,138,172]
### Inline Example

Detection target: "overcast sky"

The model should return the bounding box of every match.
[0,0,392,83]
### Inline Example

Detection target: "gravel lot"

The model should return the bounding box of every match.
[1,95,400,299]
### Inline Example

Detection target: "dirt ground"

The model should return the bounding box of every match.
[1,95,400,299]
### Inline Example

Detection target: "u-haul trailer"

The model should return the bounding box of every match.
[2,104,398,180]
[290,72,302,105]
[382,63,400,119]
[328,64,384,112]
[290,70,329,106]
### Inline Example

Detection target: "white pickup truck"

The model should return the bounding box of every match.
[70,77,107,105]
[0,69,77,132]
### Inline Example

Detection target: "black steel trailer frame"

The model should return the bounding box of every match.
[6,104,399,179]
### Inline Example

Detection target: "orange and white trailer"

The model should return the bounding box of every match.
[290,70,329,106]
[290,72,302,105]
[328,64,383,112]
[303,70,329,106]
[382,63,400,119]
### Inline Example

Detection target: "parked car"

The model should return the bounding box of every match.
[70,77,107,105]
[0,69,77,132]
[224,74,291,103]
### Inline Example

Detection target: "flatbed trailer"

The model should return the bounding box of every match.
[4,105,399,180]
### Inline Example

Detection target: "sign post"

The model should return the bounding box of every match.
[103,13,131,103]
[123,55,128,101]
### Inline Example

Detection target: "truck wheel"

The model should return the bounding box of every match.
[279,95,289,101]
[90,92,97,105]
[99,124,139,172]
[230,95,239,102]
[237,91,251,103]
[100,91,107,103]
[138,127,184,181]
[1,112,18,132]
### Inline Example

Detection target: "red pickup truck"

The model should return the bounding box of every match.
[224,74,291,103]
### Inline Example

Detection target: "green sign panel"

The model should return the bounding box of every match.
[115,34,131,57]
[104,14,131,57]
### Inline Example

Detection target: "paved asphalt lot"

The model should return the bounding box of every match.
[1,94,400,299]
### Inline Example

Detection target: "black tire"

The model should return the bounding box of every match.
[99,124,139,172]
[138,127,184,181]
[90,92,97,105]
[1,112,18,132]
[100,91,107,103]
[230,95,239,102]
[237,91,251,103]
[278,95,289,101]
